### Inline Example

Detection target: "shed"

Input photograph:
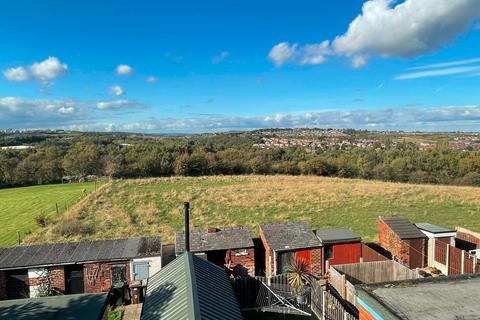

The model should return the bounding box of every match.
[0,292,108,320]
[315,228,362,270]
[141,251,242,320]
[175,227,255,276]
[378,216,427,269]
[259,221,322,277]
[416,223,456,267]
[0,237,162,300]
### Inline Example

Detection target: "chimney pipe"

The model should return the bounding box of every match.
[184,202,190,252]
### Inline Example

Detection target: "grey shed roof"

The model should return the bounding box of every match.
[356,273,480,320]
[260,221,321,252]
[381,216,427,240]
[315,228,362,244]
[415,223,455,234]
[175,227,254,255]
[0,237,161,270]
[141,252,242,320]
[0,293,108,320]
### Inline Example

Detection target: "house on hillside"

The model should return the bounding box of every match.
[415,223,456,267]
[378,216,427,269]
[259,221,322,277]
[141,251,242,320]
[315,227,362,271]
[0,237,162,301]
[175,227,255,277]
[355,274,480,320]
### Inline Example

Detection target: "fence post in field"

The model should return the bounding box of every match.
[446,245,450,275]
[461,250,465,274]
[55,202,59,216]
[322,289,326,320]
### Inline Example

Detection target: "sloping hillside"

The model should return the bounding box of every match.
[24,176,480,244]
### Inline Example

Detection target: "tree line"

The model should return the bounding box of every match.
[1,136,479,188]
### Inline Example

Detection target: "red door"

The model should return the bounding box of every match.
[295,249,311,271]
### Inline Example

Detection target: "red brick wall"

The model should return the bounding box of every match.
[84,261,131,293]
[311,248,323,277]
[327,242,362,267]
[259,228,275,277]
[226,248,255,277]
[0,271,6,300]
[49,266,65,294]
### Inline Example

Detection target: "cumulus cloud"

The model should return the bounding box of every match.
[269,0,480,67]
[212,51,230,64]
[268,41,333,66]
[3,67,30,82]
[146,76,158,83]
[3,57,67,83]
[109,85,125,96]
[116,64,134,75]
[96,99,144,110]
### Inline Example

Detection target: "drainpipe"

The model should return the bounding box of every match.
[184,202,190,252]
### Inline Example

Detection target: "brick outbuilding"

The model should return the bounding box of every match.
[176,227,255,277]
[259,221,322,278]
[378,216,427,269]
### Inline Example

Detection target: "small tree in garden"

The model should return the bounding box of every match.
[286,258,314,302]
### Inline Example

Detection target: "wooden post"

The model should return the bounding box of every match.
[95,180,97,191]
[55,203,59,216]
[461,250,465,274]
[322,289,326,320]
[446,245,450,275]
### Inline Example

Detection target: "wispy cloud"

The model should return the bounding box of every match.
[394,66,480,80]
[212,51,230,64]
[408,57,480,70]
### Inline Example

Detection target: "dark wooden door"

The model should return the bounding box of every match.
[408,239,426,269]
[65,265,84,294]
[6,269,29,299]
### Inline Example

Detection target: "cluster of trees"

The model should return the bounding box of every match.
[1,134,479,188]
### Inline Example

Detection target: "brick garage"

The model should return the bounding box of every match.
[176,227,255,277]
[378,216,427,269]
[259,221,323,277]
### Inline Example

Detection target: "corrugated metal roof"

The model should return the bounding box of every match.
[381,216,427,240]
[260,221,321,251]
[175,227,254,255]
[0,237,161,270]
[0,293,108,320]
[141,252,242,320]
[315,228,362,244]
[415,223,455,234]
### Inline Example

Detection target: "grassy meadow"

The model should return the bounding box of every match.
[22,176,480,244]
[0,181,100,246]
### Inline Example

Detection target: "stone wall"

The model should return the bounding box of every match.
[84,261,131,293]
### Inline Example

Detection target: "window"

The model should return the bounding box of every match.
[133,262,150,281]
[111,265,127,284]
[325,245,333,260]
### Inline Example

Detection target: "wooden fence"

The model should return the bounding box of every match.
[328,260,421,304]
[434,240,479,276]
[361,243,389,262]
[311,281,357,320]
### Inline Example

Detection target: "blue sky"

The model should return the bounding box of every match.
[1,0,480,133]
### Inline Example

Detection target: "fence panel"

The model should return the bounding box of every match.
[435,241,447,265]
[311,281,358,320]
[328,267,346,299]
[361,243,389,262]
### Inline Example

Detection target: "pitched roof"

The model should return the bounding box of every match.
[175,227,253,255]
[0,293,108,320]
[381,216,427,240]
[315,228,362,244]
[141,252,242,320]
[415,223,455,234]
[0,237,161,270]
[260,221,321,251]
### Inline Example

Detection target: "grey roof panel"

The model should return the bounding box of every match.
[0,237,162,270]
[141,252,242,320]
[260,221,321,251]
[381,216,427,240]
[315,228,362,244]
[415,223,455,234]
[176,227,253,255]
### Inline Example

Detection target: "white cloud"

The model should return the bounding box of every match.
[3,67,30,82]
[116,64,134,76]
[29,57,68,81]
[146,76,158,83]
[408,57,480,70]
[212,51,230,64]
[395,66,480,80]
[109,85,125,96]
[96,99,144,110]
[269,0,480,67]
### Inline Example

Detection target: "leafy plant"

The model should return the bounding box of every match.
[286,258,314,295]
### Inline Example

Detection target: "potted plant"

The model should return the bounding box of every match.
[286,258,314,305]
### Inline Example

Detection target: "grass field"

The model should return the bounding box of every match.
[22,176,480,245]
[0,182,100,246]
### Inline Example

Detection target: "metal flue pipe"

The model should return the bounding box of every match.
[184,202,190,252]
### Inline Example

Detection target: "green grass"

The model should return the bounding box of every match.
[23,176,480,244]
[0,182,100,246]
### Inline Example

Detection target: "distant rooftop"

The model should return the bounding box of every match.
[381,216,427,240]
[357,274,480,320]
[141,252,242,320]
[175,227,253,255]
[0,237,162,270]
[415,222,455,234]
[315,227,361,244]
[0,293,108,320]
[260,221,321,251]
